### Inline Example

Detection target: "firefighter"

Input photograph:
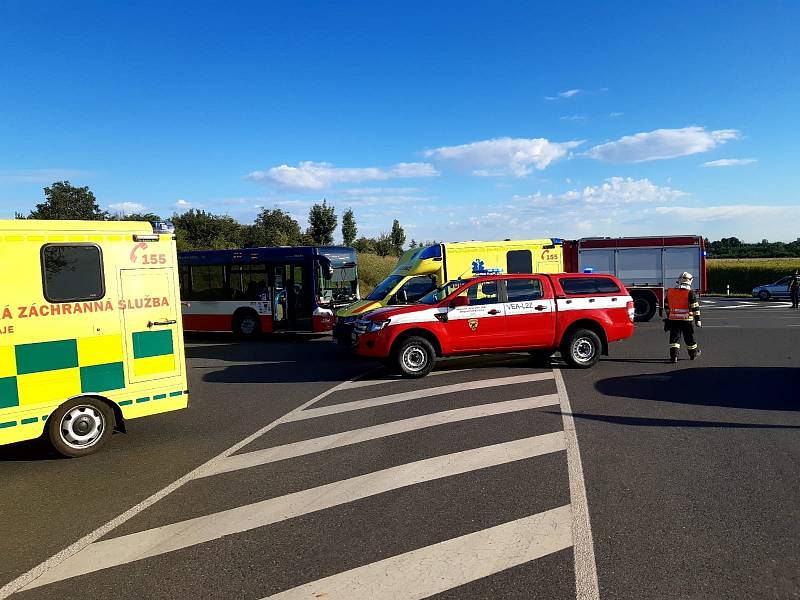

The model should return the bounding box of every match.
[664,271,702,363]
[789,269,799,309]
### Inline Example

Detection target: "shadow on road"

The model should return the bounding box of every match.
[553,412,800,430]
[594,367,800,411]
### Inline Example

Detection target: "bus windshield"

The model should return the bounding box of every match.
[366,275,404,301]
[418,280,469,305]
[318,262,358,304]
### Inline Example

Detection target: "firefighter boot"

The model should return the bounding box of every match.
[689,348,701,360]
[669,347,678,364]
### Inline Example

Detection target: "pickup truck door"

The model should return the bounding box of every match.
[502,277,556,348]
[444,280,507,352]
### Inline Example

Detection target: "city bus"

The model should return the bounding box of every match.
[178,246,358,337]
[0,219,188,457]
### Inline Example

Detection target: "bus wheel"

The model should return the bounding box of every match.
[48,398,114,458]
[394,336,436,378]
[233,310,261,339]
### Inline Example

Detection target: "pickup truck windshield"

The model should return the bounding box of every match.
[418,280,469,305]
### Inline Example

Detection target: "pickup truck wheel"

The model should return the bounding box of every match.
[394,336,436,378]
[562,329,601,369]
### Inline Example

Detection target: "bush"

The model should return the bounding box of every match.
[357,252,397,296]
[707,259,800,294]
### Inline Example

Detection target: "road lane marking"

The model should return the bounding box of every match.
[554,368,600,600]
[339,368,470,389]
[266,505,573,600]
[287,372,555,422]
[2,368,381,599]
[198,393,560,478]
[22,433,566,589]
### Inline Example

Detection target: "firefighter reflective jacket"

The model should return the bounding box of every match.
[666,288,700,321]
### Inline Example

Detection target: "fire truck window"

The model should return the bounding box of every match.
[506,279,543,302]
[507,250,533,274]
[41,244,104,303]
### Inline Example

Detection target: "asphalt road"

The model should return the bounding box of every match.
[1,297,798,599]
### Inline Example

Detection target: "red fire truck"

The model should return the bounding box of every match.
[562,235,707,322]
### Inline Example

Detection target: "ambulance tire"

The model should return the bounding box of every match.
[233,309,262,339]
[47,397,115,458]
[562,328,601,369]
[393,336,436,378]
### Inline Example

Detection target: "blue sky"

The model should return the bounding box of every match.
[1,1,799,243]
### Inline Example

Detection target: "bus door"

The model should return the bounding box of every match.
[271,264,313,331]
[120,269,182,383]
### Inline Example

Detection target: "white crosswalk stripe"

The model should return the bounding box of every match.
[286,372,554,422]
[23,433,566,590]
[198,393,560,478]
[266,505,573,600]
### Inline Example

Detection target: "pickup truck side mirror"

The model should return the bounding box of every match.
[449,296,469,308]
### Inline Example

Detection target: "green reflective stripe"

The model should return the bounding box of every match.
[119,400,134,406]
[80,362,125,393]
[153,393,167,400]
[669,343,681,348]
[0,421,16,429]
[15,339,78,375]
[42,415,48,421]
[21,417,38,425]
[132,330,174,359]
[0,376,19,409]
[169,391,183,397]
[687,344,698,350]
[136,396,150,403]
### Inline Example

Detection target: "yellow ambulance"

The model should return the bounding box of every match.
[0,219,188,457]
[333,239,564,343]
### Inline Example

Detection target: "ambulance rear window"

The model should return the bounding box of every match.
[41,244,105,302]
[560,277,620,295]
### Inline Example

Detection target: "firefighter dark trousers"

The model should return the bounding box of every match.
[792,289,799,309]
[668,321,698,359]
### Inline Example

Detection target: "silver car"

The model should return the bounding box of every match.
[752,276,793,300]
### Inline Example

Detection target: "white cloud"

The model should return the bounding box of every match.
[246,161,438,191]
[654,204,790,221]
[109,201,145,213]
[424,137,583,177]
[586,126,740,163]
[0,168,92,184]
[560,114,588,121]
[515,177,687,206]
[545,88,582,100]
[175,198,191,207]
[342,187,422,195]
[609,112,624,118]
[702,158,757,168]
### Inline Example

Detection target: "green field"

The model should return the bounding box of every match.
[707,258,800,294]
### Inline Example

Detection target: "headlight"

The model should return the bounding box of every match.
[365,319,390,333]
[338,316,357,324]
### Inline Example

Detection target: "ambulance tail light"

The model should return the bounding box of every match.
[626,300,635,322]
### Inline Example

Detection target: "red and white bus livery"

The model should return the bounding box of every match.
[178,246,358,337]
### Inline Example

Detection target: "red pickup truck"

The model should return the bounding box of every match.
[353,273,635,377]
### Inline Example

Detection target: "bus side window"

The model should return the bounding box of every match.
[41,244,105,302]
[189,265,226,301]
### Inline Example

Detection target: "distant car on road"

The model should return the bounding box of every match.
[752,276,792,300]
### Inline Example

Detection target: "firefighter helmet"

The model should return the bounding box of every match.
[677,271,694,284]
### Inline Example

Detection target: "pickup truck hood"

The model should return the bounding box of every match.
[362,304,433,321]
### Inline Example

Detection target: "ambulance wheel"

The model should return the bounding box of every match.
[233,309,261,339]
[394,336,436,378]
[48,397,114,458]
[562,329,601,369]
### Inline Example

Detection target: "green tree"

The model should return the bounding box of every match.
[341,208,357,247]
[27,181,107,220]
[353,236,375,253]
[171,209,244,251]
[390,219,406,256]
[248,207,303,246]
[112,212,162,222]
[373,233,394,257]
[307,199,337,245]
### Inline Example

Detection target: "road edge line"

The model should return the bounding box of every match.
[1,367,379,599]
[553,367,601,600]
